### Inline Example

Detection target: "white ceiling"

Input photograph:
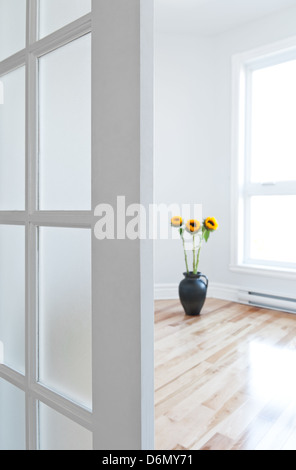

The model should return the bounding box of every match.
[155,0,296,35]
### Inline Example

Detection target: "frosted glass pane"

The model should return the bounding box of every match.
[39,35,91,210]
[0,225,25,374]
[39,402,92,450]
[0,0,26,62]
[39,0,91,39]
[0,67,25,210]
[0,379,25,450]
[250,196,296,264]
[251,61,296,183]
[39,227,92,409]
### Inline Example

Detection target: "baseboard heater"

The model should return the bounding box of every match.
[238,291,296,314]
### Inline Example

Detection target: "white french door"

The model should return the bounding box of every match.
[0,0,93,450]
[0,0,155,451]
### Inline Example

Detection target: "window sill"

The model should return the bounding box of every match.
[229,263,296,281]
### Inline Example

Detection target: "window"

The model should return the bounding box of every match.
[232,39,296,277]
[0,0,92,450]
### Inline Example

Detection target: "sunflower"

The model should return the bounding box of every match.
[186,219,201,234]
[171,216,183,227]
[204,217,218,231]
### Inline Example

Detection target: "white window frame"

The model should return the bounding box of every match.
[231,36,296,281]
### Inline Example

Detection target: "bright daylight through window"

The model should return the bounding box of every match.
[233,44,296,273]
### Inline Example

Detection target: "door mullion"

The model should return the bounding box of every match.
[26,222,38,449]
[26,0,39,450]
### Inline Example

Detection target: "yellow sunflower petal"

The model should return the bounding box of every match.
[186,219,201,234]
[171,216,183,227]
[204,217,218,231]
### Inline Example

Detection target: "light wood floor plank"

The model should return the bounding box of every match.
[155,298,296,450]
[201,433,235,451]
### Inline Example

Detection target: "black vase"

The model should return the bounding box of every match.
[179,272,209,316]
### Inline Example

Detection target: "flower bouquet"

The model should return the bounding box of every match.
[171,216,218,316]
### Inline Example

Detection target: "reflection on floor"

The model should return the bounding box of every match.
[155,298,296,450]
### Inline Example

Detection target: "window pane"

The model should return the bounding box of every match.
[249,196,296,265]
[0,0,26,62]
[39,227,92,409]
[39,35,91,210]
[39,0,91,39]
[39,402,92,450]
[0,225,25,374]
[0,379,25,450]
[0,67,25,210]
[251,60,296,183]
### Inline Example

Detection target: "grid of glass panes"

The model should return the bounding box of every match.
[0,0,92,450]
[245,59,296,268]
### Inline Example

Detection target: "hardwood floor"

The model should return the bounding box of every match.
[155,298,296,450]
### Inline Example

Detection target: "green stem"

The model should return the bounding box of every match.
[193,234,196,274]
[195,233,203,274]
[181,231,189,274]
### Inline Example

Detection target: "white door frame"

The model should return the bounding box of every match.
[92,0,155,450]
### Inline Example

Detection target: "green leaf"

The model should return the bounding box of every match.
[179,227,184,236]
[204,230,211,243]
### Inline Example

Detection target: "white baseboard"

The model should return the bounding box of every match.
[154,282,296,315]
[208,282,239,302]
[154,282,239,302]
[154,283,179,300]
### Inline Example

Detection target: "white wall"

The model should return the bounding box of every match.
[154,33,216,287]
[155,5,296,298]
